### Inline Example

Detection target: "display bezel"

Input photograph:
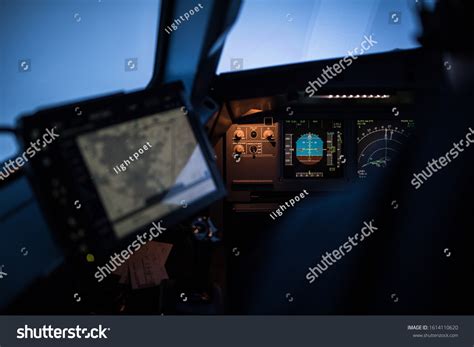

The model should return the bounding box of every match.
[18,82,226,257]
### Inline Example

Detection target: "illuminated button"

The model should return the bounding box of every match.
[233,129,245,140]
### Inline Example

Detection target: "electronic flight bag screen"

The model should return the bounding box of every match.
[76,108,217,239]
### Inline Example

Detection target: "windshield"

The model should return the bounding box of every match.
[217,0,437,74]
[0,0,161,160]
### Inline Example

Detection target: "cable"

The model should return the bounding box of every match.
[0,127,18,136]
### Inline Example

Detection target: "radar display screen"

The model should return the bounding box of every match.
[283,120,344,178]
[357,119,415,178]
[77,108,217,239]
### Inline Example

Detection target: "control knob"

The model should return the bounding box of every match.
[234,144,245,154]
[233,129,245,140]
[263,129,274,140]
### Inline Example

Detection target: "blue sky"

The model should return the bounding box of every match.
[217,0,435,73]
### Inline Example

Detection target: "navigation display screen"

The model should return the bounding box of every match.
[283,119,344,179]
[357,119,415,178]
[76,108,217,238]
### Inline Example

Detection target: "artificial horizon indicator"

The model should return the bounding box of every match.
[283,119,344,178]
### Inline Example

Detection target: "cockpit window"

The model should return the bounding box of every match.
[0,0,161,160]
[217,0,437,74]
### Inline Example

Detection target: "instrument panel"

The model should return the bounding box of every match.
[225,115,415,201]
[226,122,279,192]
[231,123,277,158]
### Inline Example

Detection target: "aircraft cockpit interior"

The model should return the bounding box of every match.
[1,0,473,318]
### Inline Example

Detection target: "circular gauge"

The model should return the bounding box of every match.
[357,120,414,178]
[296,132,323,165]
